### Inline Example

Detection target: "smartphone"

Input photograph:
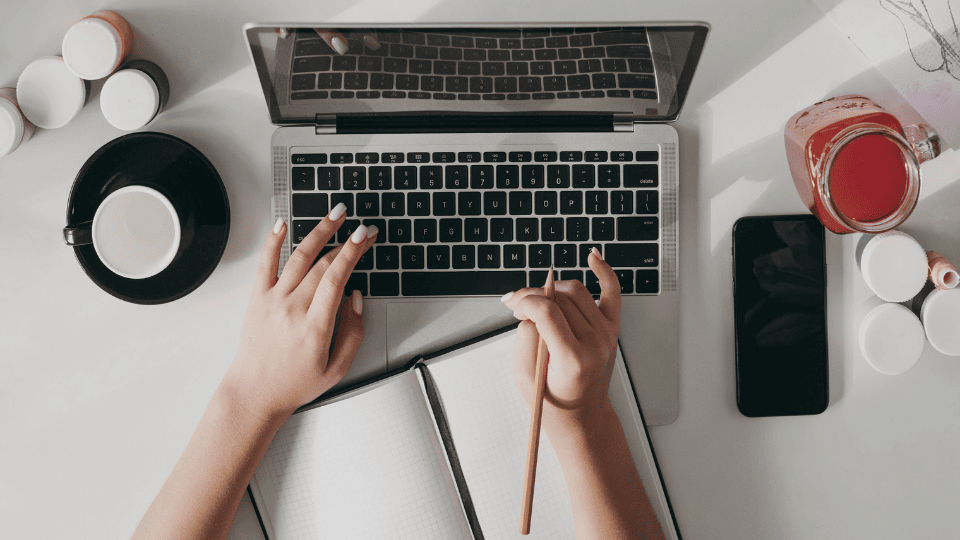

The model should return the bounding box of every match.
[732,215,828,417]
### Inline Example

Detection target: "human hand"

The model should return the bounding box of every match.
[273,28,381,55]
[502,249,621,422]
[224,203,377,420]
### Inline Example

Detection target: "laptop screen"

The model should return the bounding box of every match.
[244,24,708,126]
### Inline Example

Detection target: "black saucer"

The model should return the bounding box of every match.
[65,132,230,305]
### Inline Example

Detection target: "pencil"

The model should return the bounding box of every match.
[520,267,555,535]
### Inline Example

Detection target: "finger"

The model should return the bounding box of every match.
[255,218,287,291]
[308,224,377,326]
[500,287,546,310]
[512,295,578,357]
[512,320,540,400]
[299,228,376,301]
[314,28,350,54]
[351,31,381,51]
[277,203,347,293]
[554,279,605,327]
[274,28,290,39]
[552,291,592,340]
[327,290,365,382]
[588,248,621,326]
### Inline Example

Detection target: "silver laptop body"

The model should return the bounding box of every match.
[244,23,708,425]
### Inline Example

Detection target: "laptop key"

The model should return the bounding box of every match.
[521,165,544,188]
[316,167,340,190]
[637,191,659,214]
[592,217,614,240]
[508,191,532,216]
[535,191,558,215]
[534,151,557,162]
[376,246,400,269]
[585,191,607,214]
[356,193,378,216]
[446,76,468,92]
[547,165,570,188]
[559,48,582,60]
[544,76,566,91]
[606,45,651,59]
[624,164,658,187]
[401,246,425,269]
[445,165,469,188]
[554,244,577,268]
[583,47,606,58]
[519,77,542,92]
[618,217,659,241]
[484,192,507,215]
[453,245,476,268]
[636,269,659,294]
[517,218,538,241]
[439,218,462,242]
[434,61,458,75]
[395,166,417,188]
[531,62,553,75]
[397,74,419,90]
[361,219,387,244]
[592,73,617,88]
[331,56,357,71]
[496,165,520,188]
[346,273,368,295]
[488,50,511,62]
[292,154,327,165]
[415,46,439,59]
[458,192,482,215]
[316,73,342,89]
[482,62,506,76]
[611,151,632,162]
[439,47,462,60]
[464,49,486,61]
[434,193,456,216]
[618,74,655,88]
[344,167,366,189]
[451,36,473,48]
[293,57,331,73]
[572,165,595,188]
[495,77,518,93]
[536,49,558,61]
[356,152,379,164]
[628,59,654,73]
[506,62,529,75]
[560,191,583,215]
[408,192,430,216]
[370,73,394,89]
[458,62,482,75]
[293,220,320,244]
[409,60,432,74]
[331,193,354,216]
[291,167,315,190]
[469,77,493,93]
[542,218,564,241]
[478,245,500,269]
[603,59,627,72]
[554,61,577,75]
[593,30,648,45]
[598,165,620,187]
[512,50,534,61]
[402,271,526,296]
[358,56,382,71]
[337,219,362,243]
[292,193,328,217]
[503,245,525,268]
[611,191,633,214]
[529,245,552,268]
[414,219,437,243]
[369,166,392,189]
[427,245,450,269]
[384,58,407,73]
[579,243,602,266]
[391,43,414,57]
[382,193,404,216]
[559,151,582,162]
[615,270,634,294]
[490,217,513,241]
[422,76,444,91]
[370,272,400,296]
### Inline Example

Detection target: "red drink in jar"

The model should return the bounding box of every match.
[784,95,940,234]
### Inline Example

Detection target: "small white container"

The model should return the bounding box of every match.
[16,56,89,129]
[100,60,170,131]
[857,231,928,302]
[856,296,925,375]
[0,88,36,157]
[61,11,134,80]
[920,289,960,356]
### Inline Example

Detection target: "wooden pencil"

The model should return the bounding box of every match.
[520,268,555,535]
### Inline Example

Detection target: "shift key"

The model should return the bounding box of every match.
[618,217,659,241]
[605,243,658,267]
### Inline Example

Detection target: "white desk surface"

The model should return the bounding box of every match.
[2,1,959,538]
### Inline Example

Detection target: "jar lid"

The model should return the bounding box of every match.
[860,231,928,302]
[16,56,87,129]
[920,289,960,356]
[858,302,925,374]
[101,69,160,131]
[62,17,122,80]
[0,97,24,157]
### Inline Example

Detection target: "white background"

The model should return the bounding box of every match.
[1,1,959,539]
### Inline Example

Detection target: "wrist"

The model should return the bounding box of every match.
[541,397,616,442]
[217,369,295,427]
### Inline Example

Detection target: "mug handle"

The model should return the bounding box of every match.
[63,221,93,245]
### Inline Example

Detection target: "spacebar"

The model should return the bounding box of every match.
[401,271,527,296]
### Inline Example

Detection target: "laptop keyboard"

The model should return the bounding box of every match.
[288,28,658,102]
[289,147,661,297]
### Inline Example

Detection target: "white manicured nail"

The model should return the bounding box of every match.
[331,37,349,55]
[273,218,284,234]
[591,247,602,260]
[352,290,363,316]
[328,202,347,221]
[363,34,381,50]
[366,225,379,239]
[500,291,514,302]
[278,28,289,39]
[350,225,368,244]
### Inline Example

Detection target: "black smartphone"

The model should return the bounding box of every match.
[732,215,828,417]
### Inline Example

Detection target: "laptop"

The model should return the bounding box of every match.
[243,23,708,426]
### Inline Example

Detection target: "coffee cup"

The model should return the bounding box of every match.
[63,185,181,279]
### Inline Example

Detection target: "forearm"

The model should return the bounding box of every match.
[545,400,665,540]
[132,377,289,540]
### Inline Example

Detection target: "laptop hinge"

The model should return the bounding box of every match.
[315,114,337,135]
[314,112,622,134]
[613,114,635,132]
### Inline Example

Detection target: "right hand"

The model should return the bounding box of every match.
[502,250,622,419]
[274,28,381,55]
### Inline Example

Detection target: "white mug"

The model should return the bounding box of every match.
[63,185,181,279]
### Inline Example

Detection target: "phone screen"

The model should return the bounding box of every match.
[733,215,828,417]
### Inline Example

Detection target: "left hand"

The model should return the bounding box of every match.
[224,213,377,420]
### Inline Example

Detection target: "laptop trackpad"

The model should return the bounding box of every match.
[386,301,516,368]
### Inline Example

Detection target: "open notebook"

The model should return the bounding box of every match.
[249,325,680,539]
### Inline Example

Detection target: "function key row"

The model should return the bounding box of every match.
[292,150,659,165]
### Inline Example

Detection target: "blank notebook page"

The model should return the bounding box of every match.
[252,371,472,540]
[426,331,577,539]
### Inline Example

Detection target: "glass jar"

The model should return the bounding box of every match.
[784,95,941,234]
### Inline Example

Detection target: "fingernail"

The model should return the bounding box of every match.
[363,34,381,50]
[328,202,347,221]
[331,36,349,55]
[278,28,289,39]
[500,291,514,302]
[273,217,284,234]
[591,247,603,260]
[350,225,368,244]
[366,225,379,239]
[352,290,363,316]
